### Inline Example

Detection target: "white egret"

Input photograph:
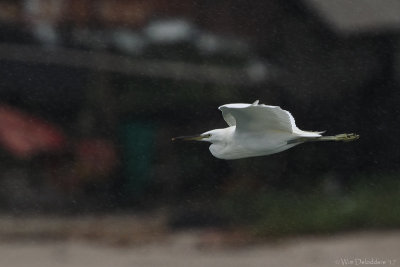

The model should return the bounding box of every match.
[173,101,359,159]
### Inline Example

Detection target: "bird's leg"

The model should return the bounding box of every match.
[287,133,359,144]
[315,133,359,142]
[332,133,359,142]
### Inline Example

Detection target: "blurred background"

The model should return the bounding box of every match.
[0,0,400,266]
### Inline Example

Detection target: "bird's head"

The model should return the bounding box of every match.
[172,129,226,143]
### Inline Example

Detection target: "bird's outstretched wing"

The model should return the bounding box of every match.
[218,102,300,133]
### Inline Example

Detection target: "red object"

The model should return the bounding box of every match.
[0,105,66,158]
[75,139,118,175]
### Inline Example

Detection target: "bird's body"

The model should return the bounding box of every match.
[173,101,358,160]
[207,126,298,159]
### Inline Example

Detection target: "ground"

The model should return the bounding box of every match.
[0,215,398,267]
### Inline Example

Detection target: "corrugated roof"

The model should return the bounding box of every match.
[304,0,400,34]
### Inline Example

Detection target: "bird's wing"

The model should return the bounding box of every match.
[218,102,299,133]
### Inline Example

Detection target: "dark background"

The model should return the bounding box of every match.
[0,0,400,236]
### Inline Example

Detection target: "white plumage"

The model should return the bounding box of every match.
[173,101,358,160]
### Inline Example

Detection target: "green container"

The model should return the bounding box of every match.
[120,121,155,199]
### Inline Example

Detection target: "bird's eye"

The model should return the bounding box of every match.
[207,134,212,138]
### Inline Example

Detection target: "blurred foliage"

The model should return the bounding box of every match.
[218,172,400,237]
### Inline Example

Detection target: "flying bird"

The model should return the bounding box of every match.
[173,101,359,159]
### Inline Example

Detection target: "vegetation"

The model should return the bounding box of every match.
[219,173,400,237]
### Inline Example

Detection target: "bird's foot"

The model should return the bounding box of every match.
[335,133,359,142]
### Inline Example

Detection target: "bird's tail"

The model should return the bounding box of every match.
[287,133,359,144]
